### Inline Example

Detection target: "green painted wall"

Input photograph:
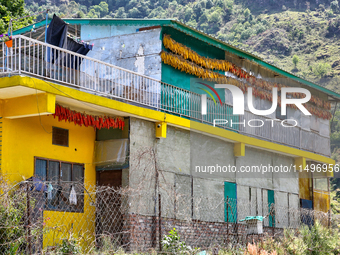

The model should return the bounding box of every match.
[161,27,225,101]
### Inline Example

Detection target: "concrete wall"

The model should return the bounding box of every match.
[128,117,300,226]
[86,29,162,80]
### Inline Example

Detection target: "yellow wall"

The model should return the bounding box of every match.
[1,114,96,250]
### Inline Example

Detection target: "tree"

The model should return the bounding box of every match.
[99,2,109,16]
[0,0,34,34]
[314,62,331,77]
[331,0,339,13]
[292,55,299,68]
[114,7,127,18]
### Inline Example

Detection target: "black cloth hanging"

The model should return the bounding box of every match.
[46,14,68,63]
[65,37,93,69]
[46,14,68,48]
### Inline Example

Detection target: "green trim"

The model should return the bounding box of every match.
[13,19,52,35]
[63,18,173,27]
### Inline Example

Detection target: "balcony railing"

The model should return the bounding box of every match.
[0,35,331,156]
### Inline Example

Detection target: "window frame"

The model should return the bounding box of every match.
[52,126,69,147]
[34,157,85,213]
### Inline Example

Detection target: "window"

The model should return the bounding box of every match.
[52,127,69,146]
[35,157,84,212]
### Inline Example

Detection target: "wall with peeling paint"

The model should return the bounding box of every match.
[85,28,162,80]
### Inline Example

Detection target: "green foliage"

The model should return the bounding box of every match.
[58,234,82,255]
[161,228,199,255]
[284,221,340,254]
[0,0,34,34]
[292,54,299,67]
[331,0,339,13]
[0,184,26,254]
[327,16,340,37]
[313,62,331,77]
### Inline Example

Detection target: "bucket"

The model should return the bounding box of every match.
[5,40,13,48]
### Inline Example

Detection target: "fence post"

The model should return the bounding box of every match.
[18,37,21,74]
[26,182,32,255]
[158,194,162,251]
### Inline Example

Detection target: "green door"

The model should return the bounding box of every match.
[268,190,275,227]
[224,182,237,223]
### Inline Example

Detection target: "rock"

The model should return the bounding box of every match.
[316,53,330,59]
[332,60,340,68]
[246,29,291,56]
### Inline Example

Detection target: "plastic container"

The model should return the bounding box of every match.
[5,39,13,48]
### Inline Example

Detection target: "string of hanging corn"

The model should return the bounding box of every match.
[163,34,331,111]
[161,51,332,120]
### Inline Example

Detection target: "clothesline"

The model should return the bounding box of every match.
[67,32,94,47]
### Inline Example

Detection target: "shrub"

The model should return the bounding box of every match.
[313,62,331,77]
[292,55,300,68]
[58,234,82,255]
[162,228,198,255]
[283,220,340,254]
[0,181,27,254]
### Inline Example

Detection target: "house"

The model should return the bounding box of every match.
[0,17,337,251]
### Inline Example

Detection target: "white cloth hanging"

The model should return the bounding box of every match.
[46,183,53,200]
[69,186,77,205]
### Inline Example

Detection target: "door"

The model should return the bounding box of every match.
[224,182,237,223]
[96,170,122,246]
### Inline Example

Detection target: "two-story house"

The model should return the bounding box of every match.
[0,17,337,251]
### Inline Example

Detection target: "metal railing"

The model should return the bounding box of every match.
[0,35,331,156]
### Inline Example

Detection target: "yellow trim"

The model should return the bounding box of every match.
[234,142,245,157]
[3,93,55,119]
[295,157,306,170]
[155,122,167,138]
[0,100,3,116]
[0,76,334,165]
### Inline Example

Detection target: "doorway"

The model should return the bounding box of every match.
[96,170,123,247]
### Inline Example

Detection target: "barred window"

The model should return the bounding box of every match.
[34,157,84,212]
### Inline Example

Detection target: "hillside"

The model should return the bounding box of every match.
[23,0,340,209]
[24,0,340,89]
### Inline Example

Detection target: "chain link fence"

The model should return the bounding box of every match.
[0,178,338,254]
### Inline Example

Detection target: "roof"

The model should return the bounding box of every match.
[13,18,340,101]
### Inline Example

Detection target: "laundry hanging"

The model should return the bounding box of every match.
[46,183,53,200]
[64,37,93,69]
[46,14,68,63]
[69,186,77,205]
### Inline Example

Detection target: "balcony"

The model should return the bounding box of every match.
[0,35,330,157]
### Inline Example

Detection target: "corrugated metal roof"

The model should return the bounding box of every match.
[13,18,340,100]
